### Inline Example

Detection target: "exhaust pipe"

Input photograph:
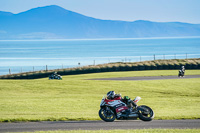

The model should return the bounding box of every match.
[129,113,138,118]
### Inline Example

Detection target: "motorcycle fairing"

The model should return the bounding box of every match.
[116,106,128,113]
[102,98,128,115]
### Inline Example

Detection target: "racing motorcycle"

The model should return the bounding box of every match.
[49,74,62,80]
[99,96,154,122]
[178,70,184,77]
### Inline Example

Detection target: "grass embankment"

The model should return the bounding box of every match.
[0,70,200,122]
[17,129,200,133]
[0,58,200,79]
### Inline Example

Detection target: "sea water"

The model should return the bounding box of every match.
[0,37,200,75]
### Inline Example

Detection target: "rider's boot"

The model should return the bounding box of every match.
[124,109,130,118]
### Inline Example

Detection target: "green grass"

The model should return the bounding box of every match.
[14,129,200,133]
[0,70,200,122]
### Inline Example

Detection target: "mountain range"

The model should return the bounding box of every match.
[0,5,200,40]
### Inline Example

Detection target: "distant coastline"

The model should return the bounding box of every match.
[0,37,200,75]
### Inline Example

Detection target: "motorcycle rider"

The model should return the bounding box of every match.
[179,66,185,77]
[49,71,59,79]
[54,72,58,77]
[107,91,137,117]
[181,66,185,76]
[107,91,121,100]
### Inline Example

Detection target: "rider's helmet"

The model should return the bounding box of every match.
[107,91,115,99]
[182,66,184,68]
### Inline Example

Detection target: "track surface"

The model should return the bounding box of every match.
[0,120,200,132]
[91,75,200,81]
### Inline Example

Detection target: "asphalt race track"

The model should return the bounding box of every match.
[90,75,200,81]
[0,120,200,132]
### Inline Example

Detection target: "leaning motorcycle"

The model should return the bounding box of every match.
[178,70,184,77]
[99,96,154,122]
[49,74,62,80]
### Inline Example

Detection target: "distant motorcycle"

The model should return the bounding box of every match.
[178,70,184,77]
[49,74,62,80]
[99,96,154,122]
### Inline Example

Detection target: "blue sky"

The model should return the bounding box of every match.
[0,0,200,24]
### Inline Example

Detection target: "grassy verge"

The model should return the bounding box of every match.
[13,129,200,133]
[0,70,200,122]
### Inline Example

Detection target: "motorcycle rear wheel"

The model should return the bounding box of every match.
[138,105,154,121]
[99,108,116,122]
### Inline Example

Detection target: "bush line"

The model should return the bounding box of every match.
[0,58,200,79]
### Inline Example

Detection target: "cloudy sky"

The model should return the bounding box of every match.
[0,0,200,24]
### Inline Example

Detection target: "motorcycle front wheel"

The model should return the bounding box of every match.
[99,108,116,122]
[138,105,154,121]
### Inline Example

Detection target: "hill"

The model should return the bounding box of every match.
[0,5,200,39]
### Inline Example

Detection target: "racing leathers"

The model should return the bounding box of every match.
[109,94,137,109]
